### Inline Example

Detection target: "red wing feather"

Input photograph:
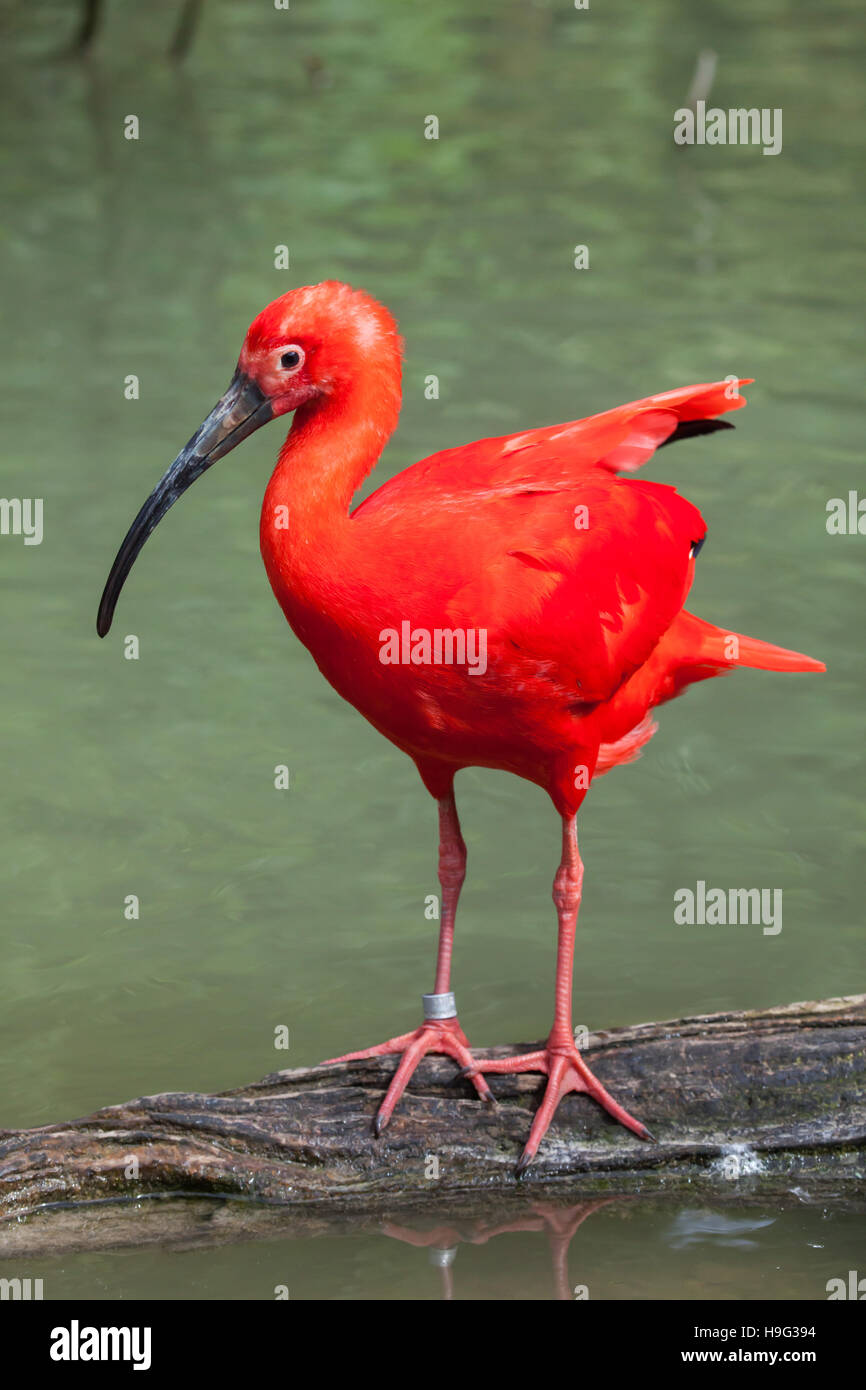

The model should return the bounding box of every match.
[353,381,748,705]
[355,379,751,522]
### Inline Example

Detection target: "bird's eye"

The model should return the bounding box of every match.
[280,347,304,371]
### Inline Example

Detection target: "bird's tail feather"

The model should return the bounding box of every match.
[664,611,825,681]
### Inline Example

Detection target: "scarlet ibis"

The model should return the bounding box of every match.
[97,281,824,1173]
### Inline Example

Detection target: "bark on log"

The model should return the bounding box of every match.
[1,996,864,1257]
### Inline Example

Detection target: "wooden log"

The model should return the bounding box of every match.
[1,996,864,1257]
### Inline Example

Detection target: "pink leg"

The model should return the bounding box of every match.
[323,789,493,1128]
[432,787,463,995]
[462,815,651,1173]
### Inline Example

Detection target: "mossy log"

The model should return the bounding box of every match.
[1,996,864,1256]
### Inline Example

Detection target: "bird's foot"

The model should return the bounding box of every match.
[461,1036,651,1175]
[323,1002,495,1134]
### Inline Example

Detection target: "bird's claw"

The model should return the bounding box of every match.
[463,1042,650,1176]
[326,1015,494,1133]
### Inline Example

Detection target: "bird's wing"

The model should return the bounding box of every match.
[439,475,708,702]
[353,381,748,703]
[354,379,749,522]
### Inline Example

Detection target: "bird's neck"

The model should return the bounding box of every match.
[260,369,400,582]
[272,373,399,522]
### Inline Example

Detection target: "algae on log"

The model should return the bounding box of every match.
[0,996,864,1256]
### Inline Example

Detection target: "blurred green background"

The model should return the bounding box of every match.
[0,0,862,1298]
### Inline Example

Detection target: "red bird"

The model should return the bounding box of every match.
[97,281,824,1173]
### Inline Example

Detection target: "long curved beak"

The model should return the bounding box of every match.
[96,369,272,637]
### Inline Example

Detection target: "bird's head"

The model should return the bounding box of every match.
[238,279,401,417]
[96,281,400,638]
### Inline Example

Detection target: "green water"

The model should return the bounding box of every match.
[1,0,863,1299]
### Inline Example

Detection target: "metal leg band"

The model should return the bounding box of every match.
[422,991,457,1020]
[429,1246,457,1268]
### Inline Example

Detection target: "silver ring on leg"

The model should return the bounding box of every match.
[422,991,457,1020]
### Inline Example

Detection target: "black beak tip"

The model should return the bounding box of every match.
[96,587,116,638]
[94,371,272,644]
